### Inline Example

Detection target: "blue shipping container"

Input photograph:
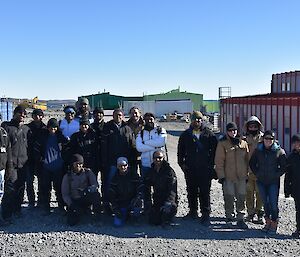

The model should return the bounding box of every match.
[0,101,13,121]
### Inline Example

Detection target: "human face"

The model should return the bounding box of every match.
[65,112,75,122]
[130,108,141,122]
[117,163,128,174]
[33,114,44,122]
[292,141,300,152]
[94,112,104,122]
[227,129,238,138]
[80,123,89,133]
[113,111,124,124]
[192,118,202,130]
[263,136,274,148]
[81,103,88,113]
[153,152,164,167]
[48,126,58,134]
[14,111,26,123]
[72,162,84,173]
[144,116,155,129]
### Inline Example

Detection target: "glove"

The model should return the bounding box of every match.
[218,178,225,185]
[160,201,172,214]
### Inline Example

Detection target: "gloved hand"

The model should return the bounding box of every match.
[160,201,172,214]
[218,178,225,185]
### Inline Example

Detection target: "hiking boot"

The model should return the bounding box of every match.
[262,218,271,232]
[237,220,248,229]
[291,230,300,238]
[268,220,278,235]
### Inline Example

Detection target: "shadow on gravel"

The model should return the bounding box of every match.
[166,130,183,137]
[1,207,290,241]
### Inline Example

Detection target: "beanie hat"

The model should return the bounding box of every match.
[63,106,76,114]
[32,108,44,117]
[93,107,104,115]
[226,122,238,131]
[71,154,84,164]
[117,157,128,166]
[291,134,300,143]
[80,118,90,126]
[47,118,59,128]
[143,112,155,119]
[191,111,203,121]
[78,98,89,105]
[14,105,27,115]
[263,130,275,139]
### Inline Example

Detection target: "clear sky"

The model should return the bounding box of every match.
[1,0,300,100]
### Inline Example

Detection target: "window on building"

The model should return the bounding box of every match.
[286,82,291,91]
[282,83,286,91]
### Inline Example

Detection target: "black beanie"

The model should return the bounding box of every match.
[93,107,104,115]
[47,118,59,128]
[263,130,275,139]
[71,154,84,164]
[226,122,238,131]
[32,108,44,117]
[80,118,90,126]
[14,105,27,115]
[291,134,300,143]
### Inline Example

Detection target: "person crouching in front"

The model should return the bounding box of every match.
[109,157,143,227]
[61,154,102,226]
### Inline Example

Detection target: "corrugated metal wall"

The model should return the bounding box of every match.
[220,95,300,152]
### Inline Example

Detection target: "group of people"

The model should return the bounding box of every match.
[0,99,176,228]
[0,99,299,237]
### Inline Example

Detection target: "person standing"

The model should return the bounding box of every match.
[69,118,98,177]
[101,109,135,207]
[215,122,250,229]
[34,118,68,214]
[284,134,300,238]
[177,111,217,225]
[144,150,178,227]
[1,105,30,220]
[27,109,46,207]
[243,116,264,223]
[0,126,13,225]
[249,130,287,234]
[59,106,80,141]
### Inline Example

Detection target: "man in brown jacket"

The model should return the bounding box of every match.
[61,154,101,225]
[215,122,250,229]
[243,116,264,224]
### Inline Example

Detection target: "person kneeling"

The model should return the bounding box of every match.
[144,150,178,227]
[109,157,143,227]
[61,154,102,226]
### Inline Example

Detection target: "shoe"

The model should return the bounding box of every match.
[245,213,255,222]
[237,220,248,229]
[262,218,271,232]
[184,211,198,220]
[268,220,278,235]
[291,230,300,238]
[256,215,264,225]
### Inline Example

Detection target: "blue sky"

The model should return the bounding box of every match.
[1,0,300,100]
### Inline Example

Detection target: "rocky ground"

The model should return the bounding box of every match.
[0,121,300,257]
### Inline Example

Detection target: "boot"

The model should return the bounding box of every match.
[256,212,264,225]
[262,217,271,232]
[268,220,278,235]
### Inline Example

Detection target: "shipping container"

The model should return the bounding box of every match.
[0,101,13,122]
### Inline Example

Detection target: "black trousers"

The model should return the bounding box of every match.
[295,196,300,231]
[67,192,102,225]
[1,166,27,219]
[184,171,211,216]
[40,168,64,210]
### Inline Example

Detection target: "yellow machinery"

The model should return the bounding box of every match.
[22,96,47,111]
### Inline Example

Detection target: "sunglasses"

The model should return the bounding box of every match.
[154,156,164,160]
[227,129,237,132]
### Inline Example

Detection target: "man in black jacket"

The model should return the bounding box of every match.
[177,111,217,225]
[26,109,46,207]
[0,126,13,224]
[1,105,30,220]
[101,109,135,208]
[145,150,178,227]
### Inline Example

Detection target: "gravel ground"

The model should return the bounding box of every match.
[1,122,300,257]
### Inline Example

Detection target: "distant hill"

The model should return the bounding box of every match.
[47,99,77,110]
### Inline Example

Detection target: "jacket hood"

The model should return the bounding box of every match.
[257,141,281,152]
[244,116,263,132]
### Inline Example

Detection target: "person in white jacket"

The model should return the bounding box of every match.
[136,112,167,178]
